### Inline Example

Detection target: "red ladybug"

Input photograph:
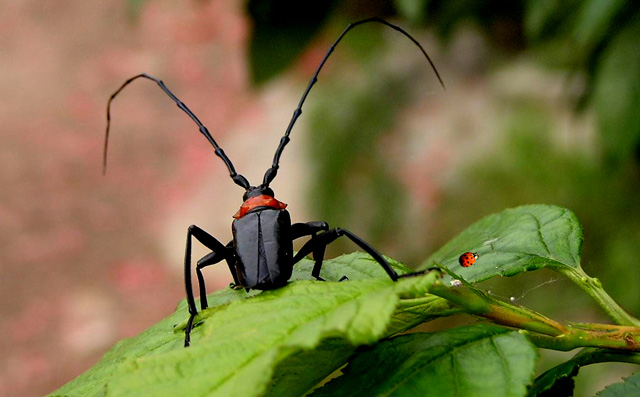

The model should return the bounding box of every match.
[459,252,478,267]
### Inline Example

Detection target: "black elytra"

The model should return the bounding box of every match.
[103,17,445,347]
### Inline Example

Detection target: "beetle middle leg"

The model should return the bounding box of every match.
[184,225,233,347]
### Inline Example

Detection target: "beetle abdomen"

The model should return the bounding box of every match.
[232,209,293,290]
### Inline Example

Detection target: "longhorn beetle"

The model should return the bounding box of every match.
[103,17,445,347]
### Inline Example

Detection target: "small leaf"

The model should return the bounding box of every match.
[52,255,442,396]
[529,349,640,396]
[311,323,538,397]
[528,358,580,397]
[597,371,640,397]
[420,205,583,282]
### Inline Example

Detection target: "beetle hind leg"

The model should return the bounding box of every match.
[292,227,400,282]
[311,234,327,281]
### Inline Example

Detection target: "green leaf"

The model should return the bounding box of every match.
[312,323,538,397]
[597,371,640,397]
[420,205,583,282]
[52,255,442,397]
[50,286,255,397]
[270,254,455,396]
[529,349,640,396]
[528,356,580,396]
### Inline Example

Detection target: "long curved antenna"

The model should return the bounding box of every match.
[262,17,445,186]
[103,73,250,190]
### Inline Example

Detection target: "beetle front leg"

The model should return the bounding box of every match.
[183,225,230,347]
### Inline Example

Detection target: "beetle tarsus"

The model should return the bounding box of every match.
[397,267,442,279]
[229,282,243,290]
[184,313,196,347]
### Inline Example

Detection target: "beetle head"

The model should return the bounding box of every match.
[243,185,275,201]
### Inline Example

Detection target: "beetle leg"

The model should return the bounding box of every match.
[311,232,327,280]
[291,221,329,239]
[292,228,400,282]
[290,222,330,281]
[183,225,229,347]
[184,314,196,347]
[195,243,236,310]
[397,267,441,279]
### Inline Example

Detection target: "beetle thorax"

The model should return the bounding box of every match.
[233,194,287,219]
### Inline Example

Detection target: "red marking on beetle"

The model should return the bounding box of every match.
[233,195,287,219]
[459,252,479,267]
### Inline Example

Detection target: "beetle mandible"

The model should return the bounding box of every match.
[103,17,445,347]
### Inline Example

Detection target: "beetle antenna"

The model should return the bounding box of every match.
[103,73,250,190]
[262,17,445,186]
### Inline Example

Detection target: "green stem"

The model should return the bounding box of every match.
[558,266,640,327]
[428,280,640,352]
[526,326,640,351]
[428,281,567,336]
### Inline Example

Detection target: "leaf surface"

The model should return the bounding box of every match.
[420,205,583,282]
[312,323,538,397]
[597,371,640,397]
[52,255,442,397]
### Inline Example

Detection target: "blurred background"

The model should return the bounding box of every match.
[1,0,639,395]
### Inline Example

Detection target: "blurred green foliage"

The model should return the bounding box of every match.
[523,0,640,166]
[306,64,413,248]
[591,14,640,166]
[395,0,526,49]
[126,0,147,21]
[398,0,640,165]
[247,0,336,85]
[247,0,640,164]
